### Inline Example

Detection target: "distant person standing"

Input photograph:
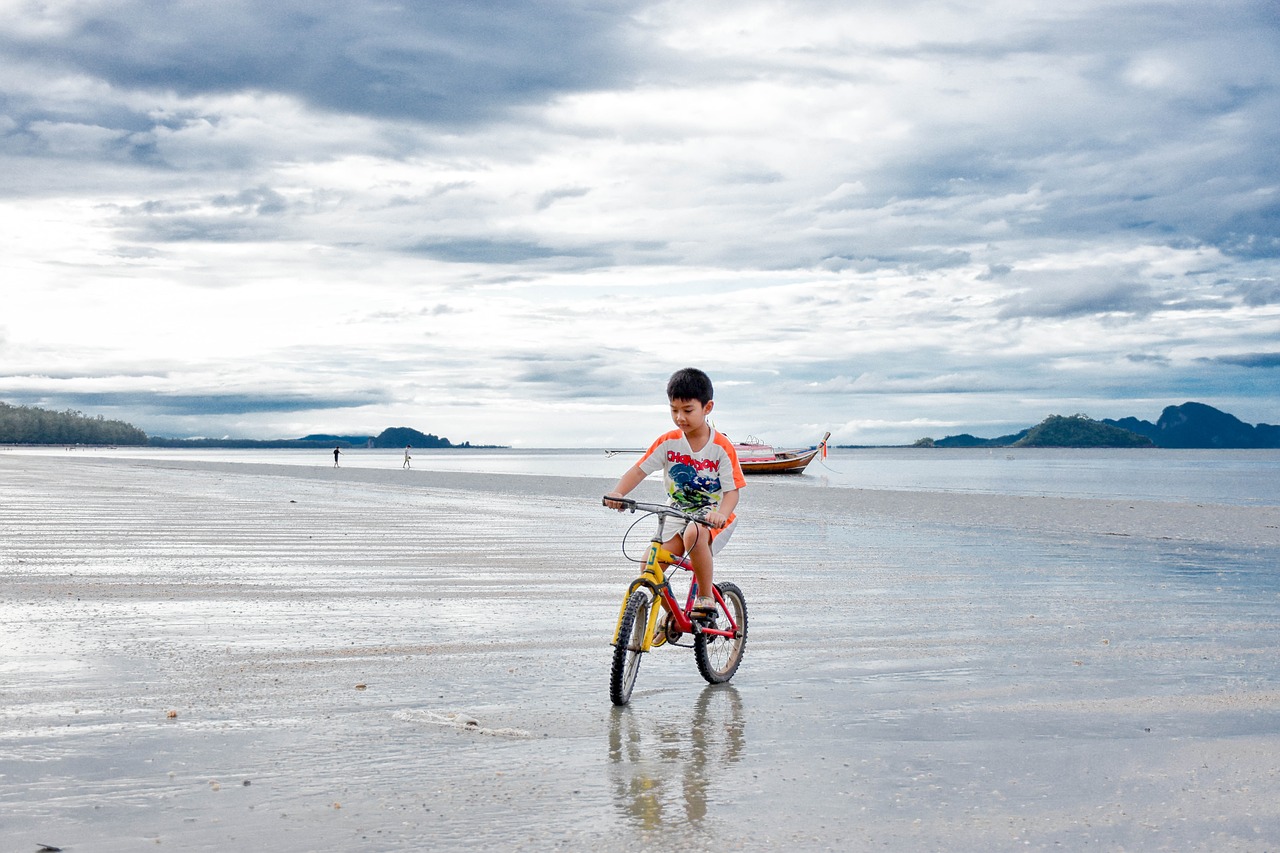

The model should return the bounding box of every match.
[333,446,341,467]
[403,445,412,468]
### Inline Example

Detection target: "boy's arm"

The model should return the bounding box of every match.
[706,487,739,528]
[604,465,648,510]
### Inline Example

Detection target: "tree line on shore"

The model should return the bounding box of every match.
[0,402,148,446]
[0,402,478,449]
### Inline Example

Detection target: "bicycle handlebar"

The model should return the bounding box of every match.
[602,496,717,527]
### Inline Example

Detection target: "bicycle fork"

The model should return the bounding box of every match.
[611,581,667,652]
[611,534,680,652]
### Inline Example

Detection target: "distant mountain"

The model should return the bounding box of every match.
[933,429,1029,448]
[925,402,1277,449]
[369,427,459,449]
[300,433,376,446]
[149,436,352,448]
[154,427,490,449]
[301,427,492,449]
[1103,402,1280,449]
[1014,415,1153,448]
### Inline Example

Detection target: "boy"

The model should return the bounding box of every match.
[604,367,745,615]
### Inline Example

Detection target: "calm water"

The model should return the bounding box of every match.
[7,445,1279,507]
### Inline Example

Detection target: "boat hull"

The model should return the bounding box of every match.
[737,432,830,475]
[739,446,822,474]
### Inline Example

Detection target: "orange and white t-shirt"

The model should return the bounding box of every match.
[636,428,746,516]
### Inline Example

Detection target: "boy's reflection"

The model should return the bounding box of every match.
[607,685,745,830]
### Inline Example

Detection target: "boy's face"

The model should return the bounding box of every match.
[669,397,714,436]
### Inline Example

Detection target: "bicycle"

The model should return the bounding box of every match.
[603,497,748,706]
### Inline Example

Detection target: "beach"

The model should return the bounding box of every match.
[3,452,1280,851]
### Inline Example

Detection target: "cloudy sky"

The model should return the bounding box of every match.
[2,0,1277,447]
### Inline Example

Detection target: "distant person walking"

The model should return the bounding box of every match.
[333,446,341,467]
[403,445,412,468]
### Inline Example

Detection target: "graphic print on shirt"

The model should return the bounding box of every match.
[667,451,722,509]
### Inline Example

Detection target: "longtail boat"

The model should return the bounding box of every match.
[733,432,831,475]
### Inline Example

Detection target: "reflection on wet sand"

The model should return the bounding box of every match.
[608,685,745,830]
[7,454,1280,850]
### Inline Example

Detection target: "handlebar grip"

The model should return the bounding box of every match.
[602,495,637,510]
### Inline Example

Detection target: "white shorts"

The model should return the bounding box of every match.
[684,519,736,555]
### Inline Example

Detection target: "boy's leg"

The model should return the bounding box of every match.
[681,525,715,609]
[657,533,687,612]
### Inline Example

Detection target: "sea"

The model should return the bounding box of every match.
[7,444,1279,507]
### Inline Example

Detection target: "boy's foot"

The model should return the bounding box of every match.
[692,596,717,615]
[650,624,667,648]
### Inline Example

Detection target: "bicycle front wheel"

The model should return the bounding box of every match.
[610,589,652,706]
[694,582,747,684]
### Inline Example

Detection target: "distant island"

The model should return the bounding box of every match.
[914,403,1280,449]
[147,426,498,450]
[0,402,497,449]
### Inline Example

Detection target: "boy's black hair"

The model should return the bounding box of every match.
[667,367,714,405]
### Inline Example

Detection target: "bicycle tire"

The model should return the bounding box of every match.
[610,589,652,706]
[694,582,747,685]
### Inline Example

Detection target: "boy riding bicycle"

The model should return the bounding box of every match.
[604,368,745,616]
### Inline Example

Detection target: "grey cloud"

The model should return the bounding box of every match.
[1,1,648,126]
[833,6,1280,261]
[127,217,281,244]
[1126,353,1171,366]
[1208,204,1280,259]
[509,352,645,399]
[8,390,388,416]
[359,304,460,323]
[998,278,1161,320]
[977,264,1014,281]
[818,249,971,274]
[722,168,785,186]
[114,187,293,243]
[402,236,627,270]
[212,187,289,216]
[4,0,1276,280]
[1204,352,1280,369]
[535,187,591,210]
[1231,279,1280,306]
[405,237,566,264]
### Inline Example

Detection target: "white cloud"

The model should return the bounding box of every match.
[1,0,1277,445]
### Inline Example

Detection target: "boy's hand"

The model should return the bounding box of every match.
[603,493,627,511]
[704,510,727,529]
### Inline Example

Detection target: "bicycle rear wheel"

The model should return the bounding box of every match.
[610,589,652,706]
[694,582,747,684]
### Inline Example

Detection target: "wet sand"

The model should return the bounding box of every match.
[3,453,1280,851]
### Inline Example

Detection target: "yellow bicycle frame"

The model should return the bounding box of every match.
[611,540,682,652]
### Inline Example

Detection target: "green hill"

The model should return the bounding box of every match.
[151,427,480,449]
[919,402,1275,449]
[1012,414,1154,448]
[932,429,1029,448]
[0,402,148,445]
[370,427,456,448]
